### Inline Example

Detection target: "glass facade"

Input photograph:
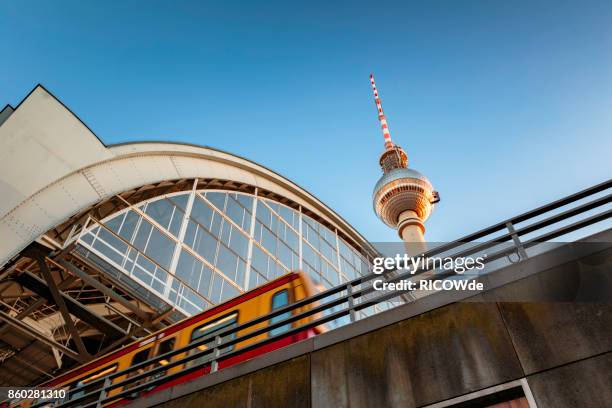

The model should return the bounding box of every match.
[77,190,372,316]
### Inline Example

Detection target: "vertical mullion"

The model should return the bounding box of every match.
[244,189,258,290]
[166,179,198,300]
[335,228,343,282]
[298,206,303,270]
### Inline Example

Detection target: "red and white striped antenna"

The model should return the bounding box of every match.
[369,73,394,151]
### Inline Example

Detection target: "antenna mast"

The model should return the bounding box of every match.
[369,73,395,151]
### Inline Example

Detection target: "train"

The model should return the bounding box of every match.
[12,271,323,408]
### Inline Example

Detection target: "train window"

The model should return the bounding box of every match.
[68,364,118,402]
[157,337,176,365]
[188,312,238,367]
[269,290,291,336]
[127,348,151,378]
[123,347,152,398]
[152,337,176,378]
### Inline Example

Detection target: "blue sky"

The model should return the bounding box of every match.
[2,1,611,243]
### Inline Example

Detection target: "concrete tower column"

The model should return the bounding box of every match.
[397,210,427,256]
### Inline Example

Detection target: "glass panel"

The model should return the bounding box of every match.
[145,228,175,270]
[97,227,128,255]
[210,273,223,303]
[191,227,218,264]
[133,220,153,251]
[278,241,293,270]
[153,338,176,377]
[127,349,150,379]
[198,263,213,295]
[220,219,231,246]
[216,245,238,281]
[277,205,298,230]
[168,208,184,237]
[261,225,276,254]
[169,193,189,211]
[236,259,246,288]
[270,290,291,336]
[190,197,214,230]
[120,211,140,241]
[210,211,222,237]
[251,245,269,278]
[248,269,263,290]
[285,228,299,253]
[256,201,272,226]
[225,197,245,229]
[206,192,227,212]
[183,220,197,247]
[81,231,95,245]
[189,313,238,366]
[145,199,174,231]
[175,250,201,290]
[220,281,240,302]
[104,213,124,233]
[229,229,249,259]
[92,238,125,266]
[237,194,253,211]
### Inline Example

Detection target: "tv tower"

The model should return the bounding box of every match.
[370,74,440,254]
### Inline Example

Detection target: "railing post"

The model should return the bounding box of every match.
[96,376,112,408]
[210,335,222,373]
[347,283,356,323]
[506,221,528,261]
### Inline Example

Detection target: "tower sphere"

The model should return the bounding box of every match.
[372,167,436,229]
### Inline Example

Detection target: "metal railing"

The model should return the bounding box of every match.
[25,179,612,408]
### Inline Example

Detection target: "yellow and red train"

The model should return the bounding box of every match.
[14,271,322,407]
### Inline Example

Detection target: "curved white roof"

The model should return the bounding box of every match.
[0,86,373,267]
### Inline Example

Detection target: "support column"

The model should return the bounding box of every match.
[397,210,427,256]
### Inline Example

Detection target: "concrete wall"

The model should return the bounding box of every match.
[134,242,612,408]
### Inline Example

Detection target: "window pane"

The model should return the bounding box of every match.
[256,201,271,226]
[236,259,246,288]
[145,199,174,231]
[175,250,201,289]
[270,290,291,336]
[97,227,128,255]
[225,197,245,229]
[92,237,125,266]
[133,220,153,251]
[261,226,276,254]
[206,192,226,212]
[192,228,218,264]
[210,273,223,303]
[237,194,253,211]
[168,208,184,237]
[229,229,249,259]
[120,211,140,241]
[251,245,269,278]
[104,213,124,233]
[169,193,189,212]
[191,197,214,230]
[216,245,238,282]
[145,228,175,270]
[189,313,237,366]
[184,220,197,248]
[199,263,213,295]
[220,281,239,302]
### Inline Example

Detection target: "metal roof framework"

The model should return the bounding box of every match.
[0,85,376,386]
